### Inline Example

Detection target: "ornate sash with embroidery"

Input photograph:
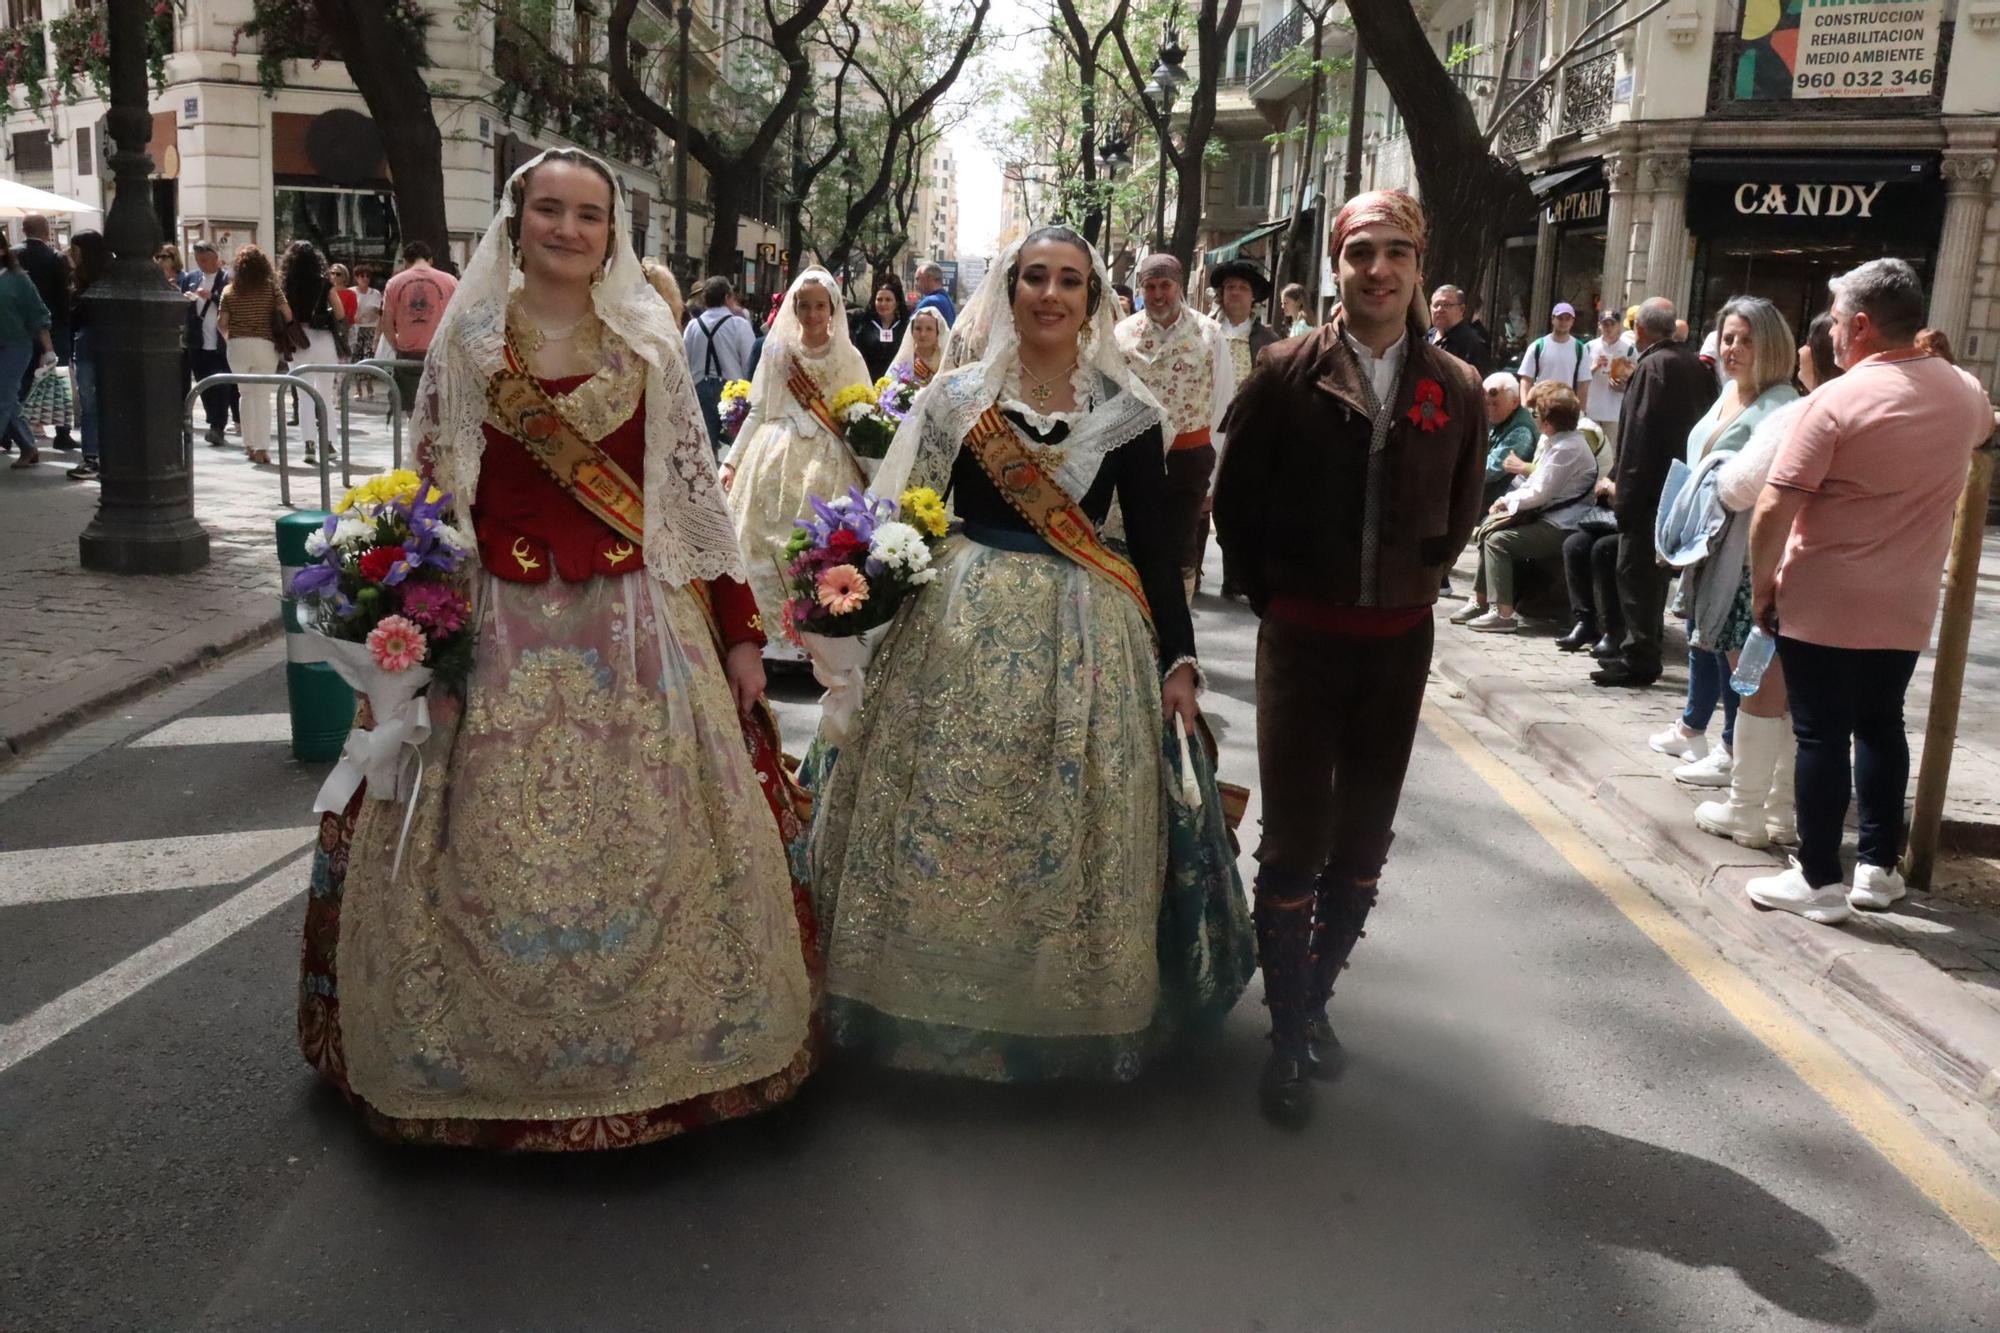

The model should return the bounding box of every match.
[961,405,1153,626]
[486,337,645,548]
[786,364,844,441]
[912,357,934,384]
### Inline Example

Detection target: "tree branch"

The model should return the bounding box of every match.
[1481,0,1669,148]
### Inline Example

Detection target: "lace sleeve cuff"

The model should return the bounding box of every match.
[1163,654,1206,692]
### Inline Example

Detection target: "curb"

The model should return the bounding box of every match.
[1432,625,2000,1128]
[0,615,280,764]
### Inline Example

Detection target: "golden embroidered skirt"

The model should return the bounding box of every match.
[809,537,1176,1081]
[300,571,817,1149]
[726,417,863,640]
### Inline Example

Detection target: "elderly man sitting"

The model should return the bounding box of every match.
[1483,372,1537,506]
[1450,383,1601,633]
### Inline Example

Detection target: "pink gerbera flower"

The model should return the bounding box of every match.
[815,564,870,615]
[366,615,428,672]
[398,581,468,633]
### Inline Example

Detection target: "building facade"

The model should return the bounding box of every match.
[1220,0,2000,393]
[0,0,781,289]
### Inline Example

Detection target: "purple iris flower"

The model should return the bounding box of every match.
[292,561,342,600]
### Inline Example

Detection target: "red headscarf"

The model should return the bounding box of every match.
[1329,189,1429,327]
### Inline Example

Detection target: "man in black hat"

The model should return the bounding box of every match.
[1210,258,1282,386]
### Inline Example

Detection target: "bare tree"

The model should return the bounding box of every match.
[1051,0,1135,247]
[1112,0,1245,267]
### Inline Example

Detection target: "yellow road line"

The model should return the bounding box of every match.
[1422,700,2000,1265]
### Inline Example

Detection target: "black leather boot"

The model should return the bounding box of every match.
[1253,872,1316,1126]
[1591,634,1621,659]
[1305,872,1380,1081]
[1555,617,1597,652]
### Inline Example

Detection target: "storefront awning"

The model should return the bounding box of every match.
[1529,162,1598,198]
[1689,153,1936,183]
[1204,217,1291,265]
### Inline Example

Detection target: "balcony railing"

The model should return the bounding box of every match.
[1248,6,1306,85]
[1558,50,1615,136]
[1497,78,1550,155]
[1706,22,1952,117]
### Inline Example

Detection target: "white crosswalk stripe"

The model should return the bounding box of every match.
[0,828,317,907]
[130,713,294,748]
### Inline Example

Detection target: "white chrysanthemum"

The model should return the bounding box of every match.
[869,521,930,572]
[842,402,874,424]
[909,567,938,585]
[433,520,471,553]
[304,530,330,558]
[332,514,375,549]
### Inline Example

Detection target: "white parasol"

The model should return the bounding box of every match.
[0,179,98,219]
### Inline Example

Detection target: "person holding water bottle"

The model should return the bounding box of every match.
[1744,260,1995,925]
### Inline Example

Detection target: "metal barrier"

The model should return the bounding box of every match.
[184,373,334,511]
[287,362,404,480]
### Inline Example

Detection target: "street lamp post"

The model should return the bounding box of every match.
[1145,33,1188,254]
[1097,132,1131,257]
[78,0,209,574]
[673,0,692,276]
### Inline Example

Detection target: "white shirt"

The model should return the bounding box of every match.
[1699,328,1728,388]
[1583,334,1635,422]
[1502,428,1597,520]
[1343,330,1407,407]
[683,307,755,384]
[1519,331,1587,391]
[353,287,383,330]
[193,269,223,351]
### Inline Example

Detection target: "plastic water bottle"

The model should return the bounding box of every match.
[1732,627,1777,697]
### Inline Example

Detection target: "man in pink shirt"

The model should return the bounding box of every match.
[1746,258,1996,924]
[376,239,458,410]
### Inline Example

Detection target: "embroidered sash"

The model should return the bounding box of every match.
[912,358,934,384]
[962,405,1153,625]
[787,364,845,441]
[486,337,645,547]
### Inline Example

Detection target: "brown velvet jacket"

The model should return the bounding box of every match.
[1214,311,1487,612]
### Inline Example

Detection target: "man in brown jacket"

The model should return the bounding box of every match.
[1214,190,1485,1124]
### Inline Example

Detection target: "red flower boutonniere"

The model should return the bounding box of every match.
[1407,379,1450,432]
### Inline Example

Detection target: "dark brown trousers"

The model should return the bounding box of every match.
[1253,615,1434,882]
[1163,443,1217,594]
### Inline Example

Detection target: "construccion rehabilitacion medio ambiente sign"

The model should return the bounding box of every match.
[1729,0,1943,102]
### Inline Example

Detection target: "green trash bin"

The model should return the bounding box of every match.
[277,511,356,763]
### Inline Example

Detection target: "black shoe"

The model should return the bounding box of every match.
[1591,658,1660,687]
[1306,1014,1344,1082]
[205,428,228,448]
[1554,619,1597,652]
[1591,634,1621,659]
[65,460,99,480]
[1259,1050,1314,1125]
[54,429,77,451]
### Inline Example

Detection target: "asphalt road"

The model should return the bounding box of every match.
[2,588,1997,1332]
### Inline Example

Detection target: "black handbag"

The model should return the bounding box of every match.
[1576,504,1620,536]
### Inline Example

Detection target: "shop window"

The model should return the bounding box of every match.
[275,187,401,271]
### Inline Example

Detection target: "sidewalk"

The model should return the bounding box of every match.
[0,399,406,762]
[1435,539,2000,1126]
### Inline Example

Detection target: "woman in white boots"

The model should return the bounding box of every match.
[1690,305,1840,849]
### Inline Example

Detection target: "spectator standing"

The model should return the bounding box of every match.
[1746,259,1997,924]
[1593,297,1717,687]
[1281,282,1313,337]
[1518,301,1589,394]
[11,214,75,455]
[218,244,290,466]
[349,265,384,400]
[683,276,755,451]
[328,263,359,326]
[1114,253,1235,601]
[1,244,55,469]
[1428,284,1490,374]
[179,241,237,446]
[854,278,907,382]
[1583,309,1636,458]
[64,231,109,481]
[1478,371,1536,507]
[912,260,956,326]
[376,240,459,411]
[1453,383,1601,632]
[280,240,348,464]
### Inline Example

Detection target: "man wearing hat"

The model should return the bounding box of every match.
[1116,253,1235,600]
[1209,258,1282,385]
[1213,190,1485,1125]
[1518,301,1590,395]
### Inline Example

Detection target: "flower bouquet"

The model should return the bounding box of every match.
[780,485,949,743]
[718,378,753,445]
[293,469,476,827]
[873,362,922,424]
[829,382,897,478]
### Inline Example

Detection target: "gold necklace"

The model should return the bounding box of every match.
[1020,357,1078,407]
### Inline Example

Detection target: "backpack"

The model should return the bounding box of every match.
[1530,335,1588,391]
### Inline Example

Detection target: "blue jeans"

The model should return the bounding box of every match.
[73,327,99,465]
[1682,636,1737,747]
[0,340,31,448]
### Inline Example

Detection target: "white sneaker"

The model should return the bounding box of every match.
[1675,741,1733,788]
[1850,864,1907,912]
[1746,860,1853,925]
[1449,602,1488,625]
[1468,610,1520,633]
[1648,722,1708,763]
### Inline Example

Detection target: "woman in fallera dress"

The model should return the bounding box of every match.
[298,148,818,1151]
[890,303,948,389]
[809,226,1253,1081]
[719,267,872,642]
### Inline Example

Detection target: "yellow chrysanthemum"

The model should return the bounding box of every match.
[334,469,441,514]
[901,486,948,538]
[828,383,879,418]
[719,379,754,402]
